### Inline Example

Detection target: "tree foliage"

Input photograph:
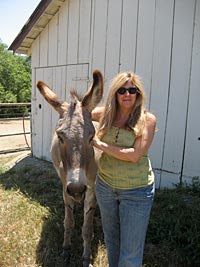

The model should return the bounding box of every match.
[0,40,31,104]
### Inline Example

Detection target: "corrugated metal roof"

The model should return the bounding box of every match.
[8,0,65,54]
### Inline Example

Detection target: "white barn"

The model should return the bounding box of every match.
[9,0,200,188]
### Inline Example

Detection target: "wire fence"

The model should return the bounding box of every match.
[0,103,31,154]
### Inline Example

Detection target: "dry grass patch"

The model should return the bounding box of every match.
[0,186,50,267]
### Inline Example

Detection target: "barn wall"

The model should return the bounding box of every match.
[31,0,200,187]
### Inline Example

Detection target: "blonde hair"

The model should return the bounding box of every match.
[97,71,147,138]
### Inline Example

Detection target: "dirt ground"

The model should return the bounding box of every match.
[0,118,31,153]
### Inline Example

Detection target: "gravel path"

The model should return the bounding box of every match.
[0,118,31,153]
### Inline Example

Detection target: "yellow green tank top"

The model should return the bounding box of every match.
[98,126,154,189]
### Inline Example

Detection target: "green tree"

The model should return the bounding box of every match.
[0,40,31,103]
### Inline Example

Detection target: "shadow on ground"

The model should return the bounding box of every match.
[0,153,104,267]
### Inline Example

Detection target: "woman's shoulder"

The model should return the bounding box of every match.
[91,106,105,121]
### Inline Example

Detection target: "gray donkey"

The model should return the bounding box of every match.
[37,70,103,267]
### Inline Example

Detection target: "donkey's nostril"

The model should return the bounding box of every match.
[66,183,87,197]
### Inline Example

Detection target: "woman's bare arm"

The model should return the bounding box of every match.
[93,112,156,163]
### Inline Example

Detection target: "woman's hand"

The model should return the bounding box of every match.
[93,136,103,149]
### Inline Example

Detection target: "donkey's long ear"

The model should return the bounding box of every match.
[82,70,104,112]
[37,81,68,115]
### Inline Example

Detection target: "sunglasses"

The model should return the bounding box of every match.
[117,87,138,95]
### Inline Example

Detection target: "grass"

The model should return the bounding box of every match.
[0,188,50,267]
[144,177,200,267]
[0,154,200,267]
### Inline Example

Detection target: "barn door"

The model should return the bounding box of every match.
[32,63,89,160]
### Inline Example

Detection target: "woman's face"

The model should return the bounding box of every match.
[116,79,137,112]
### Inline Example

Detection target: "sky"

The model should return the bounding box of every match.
[0,0,41,47]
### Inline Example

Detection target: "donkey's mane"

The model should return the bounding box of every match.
[68,90,84,112]
[70,89,83,102]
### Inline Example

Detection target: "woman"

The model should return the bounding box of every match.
[92,71,156,267]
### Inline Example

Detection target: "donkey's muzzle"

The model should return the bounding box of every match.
[66,182,87,202]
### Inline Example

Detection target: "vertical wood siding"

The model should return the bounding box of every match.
[182,0,200,181]
[91,0,108,76]
[135,0,156,106]
[67,0,80,64]
[103,0,122,92]
[160,0,196,186]
[119,0,138,72]
[148,0,174,187]
[57,0,69,65]
[31,0,200,187]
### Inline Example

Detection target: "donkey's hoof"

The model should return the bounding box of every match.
[83,258,93,267]
[83,263,93,267]
[62,248,71,265]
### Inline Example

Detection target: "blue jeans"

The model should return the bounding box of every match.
[95,177,155,267]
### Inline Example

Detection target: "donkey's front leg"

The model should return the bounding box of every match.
[82,188,96,267]
[62,197,74,265]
